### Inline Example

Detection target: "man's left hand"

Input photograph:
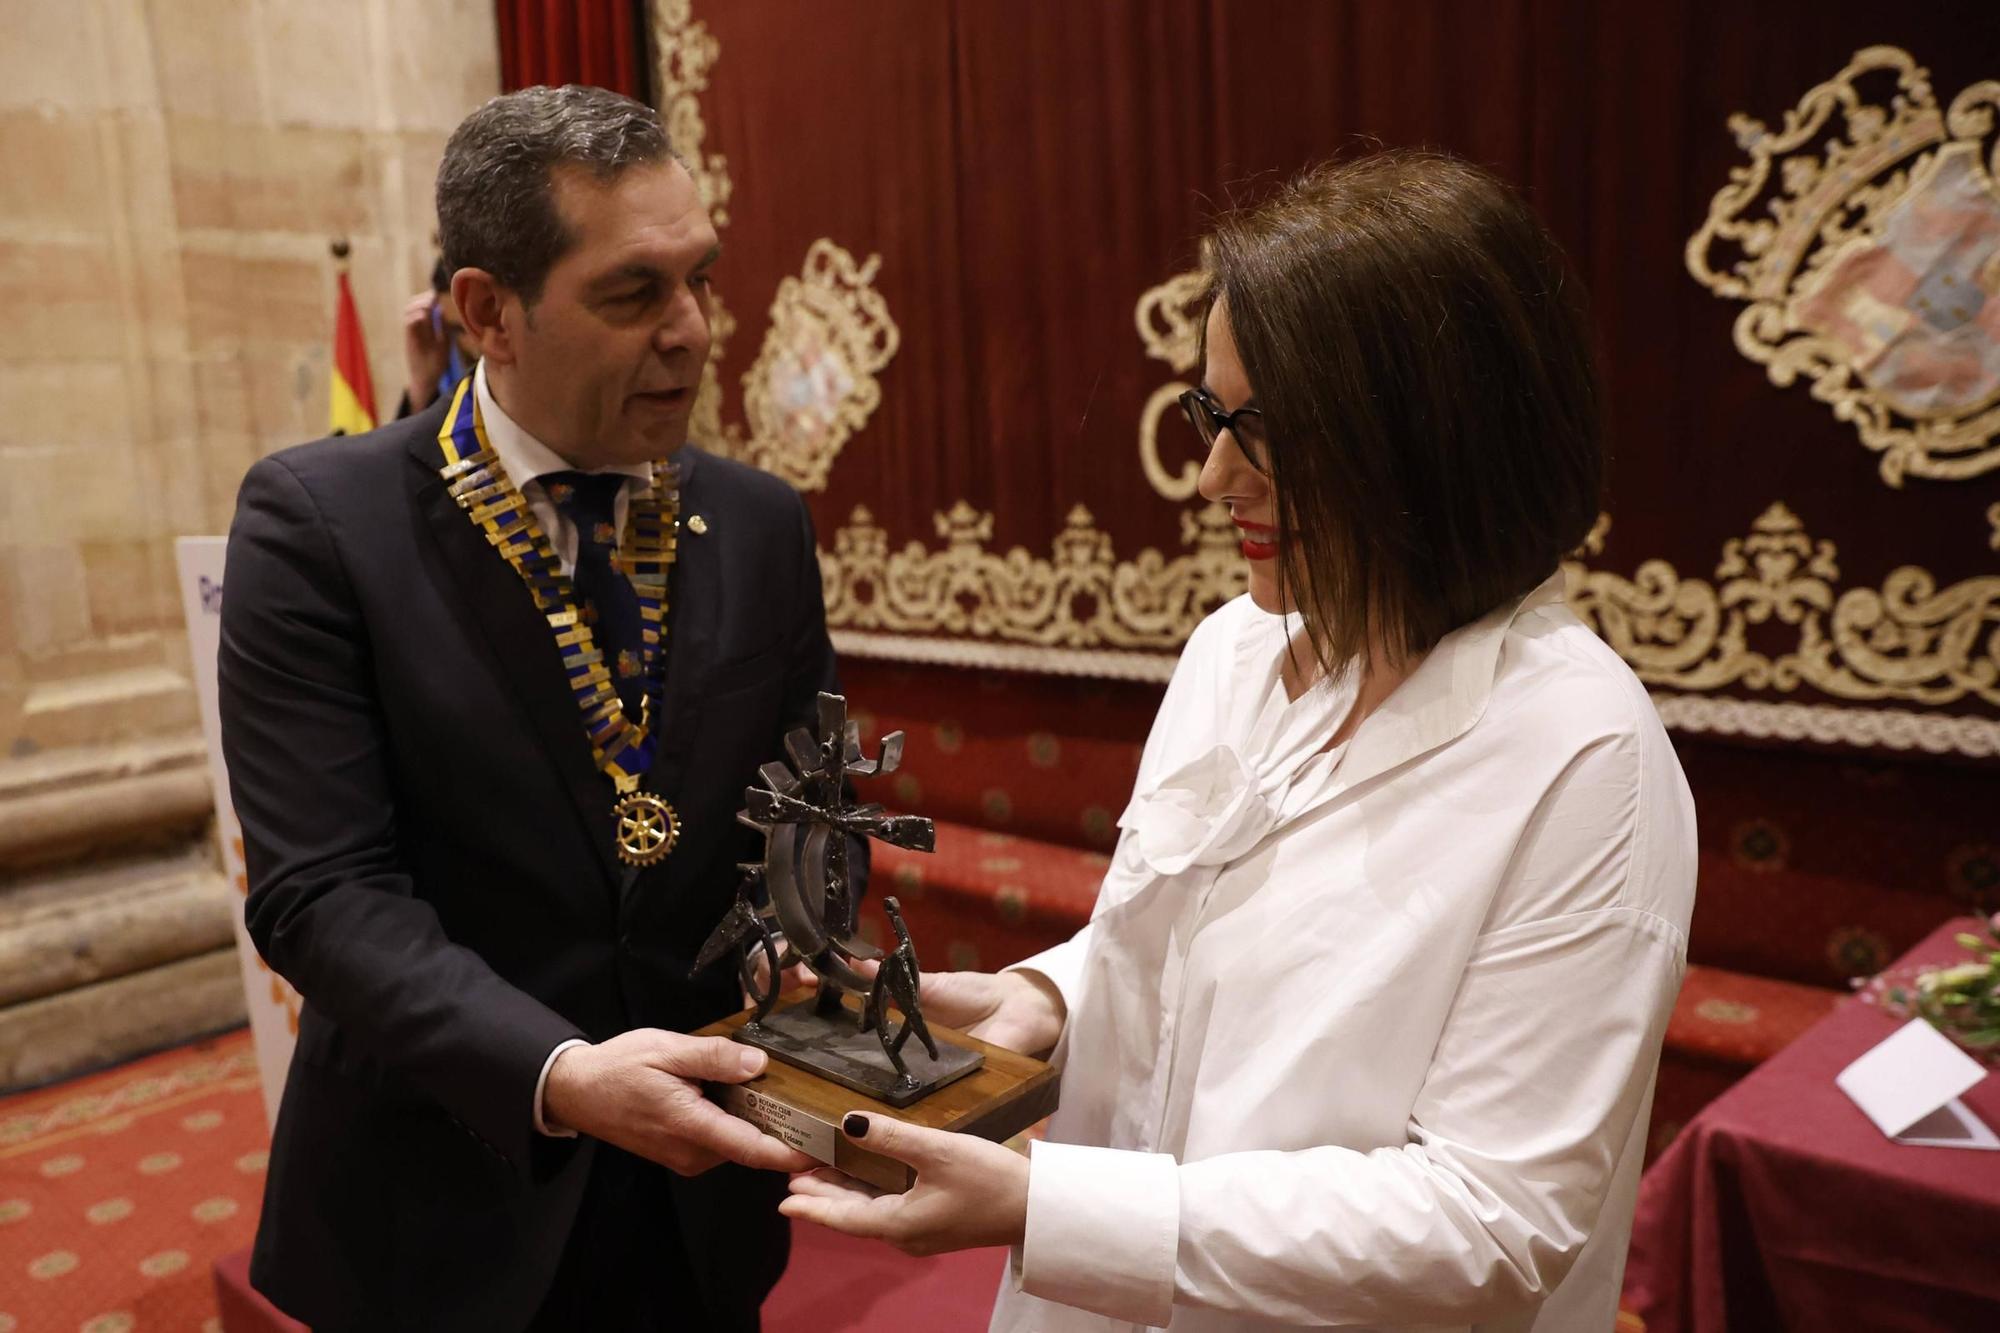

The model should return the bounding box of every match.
[779,1112,1029,1256]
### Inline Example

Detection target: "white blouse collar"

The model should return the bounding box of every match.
[1115,573,1567,881]
[1334,571,1566,795]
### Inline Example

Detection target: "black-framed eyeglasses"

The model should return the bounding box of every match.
[1177,387,1268,474]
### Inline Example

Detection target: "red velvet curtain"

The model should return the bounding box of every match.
[688,0,1999,719]
[497,0,649,99]
[682,1,2000,993]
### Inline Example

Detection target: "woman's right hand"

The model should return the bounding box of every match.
[843,960,1066,1056]
[916,967,1067,1056]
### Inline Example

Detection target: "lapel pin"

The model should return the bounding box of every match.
[687,514,709,536]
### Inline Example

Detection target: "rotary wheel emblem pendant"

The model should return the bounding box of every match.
[612,792,680,866]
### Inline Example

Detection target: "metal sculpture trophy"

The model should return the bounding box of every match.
[690,693,1057,1191]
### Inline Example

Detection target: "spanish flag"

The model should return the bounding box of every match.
[329,266,378,436]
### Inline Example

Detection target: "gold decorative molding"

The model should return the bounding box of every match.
[690,285,737,451]
[651,0,736,451]
[649,11,1999,761]
[829,630,1180,682]
[821,267,1246,668]
[1687,45,2000,485]
[1135,270,1210,501]
[825,261,2000,757]
[650,0,731,228]
[733,241,901,491]
[1561,502,2000,706]
[818,498,2000,759]
[689,240,898,489]
[649,1,897,490]
[821,502,1247,651]
[1646,694,1999,758]
[829,495,2000,753]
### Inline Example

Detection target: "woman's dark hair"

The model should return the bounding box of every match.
[1201,149,1602,673]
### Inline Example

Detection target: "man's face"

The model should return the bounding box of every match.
[500,160,719,467]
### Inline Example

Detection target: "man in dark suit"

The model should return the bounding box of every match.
[220,85,840,1331]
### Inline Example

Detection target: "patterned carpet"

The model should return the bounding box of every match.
[0,1030,1001,1333]
[0,1030,264,1333]
[2,1031,1649,1332]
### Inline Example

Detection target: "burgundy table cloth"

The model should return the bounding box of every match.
[1622,917,2000,1332]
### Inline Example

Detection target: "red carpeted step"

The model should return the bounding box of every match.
[1645,965,1845,1162]
[212,1245,306,1332]
[213,1158,1656,1329]
[841,659,1157,856]
[213,1229,1004,1332]
[860,818,1105,972]
[1665,963,1844,1069]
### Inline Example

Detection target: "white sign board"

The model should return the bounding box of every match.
[1837,1018,1998,1150]
[175,536,299,1129]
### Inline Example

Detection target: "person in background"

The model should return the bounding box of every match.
[397,255,478,418]
[781,150,1698,1333]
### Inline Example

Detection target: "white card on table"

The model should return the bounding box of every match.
[1894,1098,2000,1150]
[1836,1018,1995,1149]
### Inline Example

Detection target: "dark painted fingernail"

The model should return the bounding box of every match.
[843,1113,869,1138]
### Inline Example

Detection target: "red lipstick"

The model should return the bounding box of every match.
[1234,519,1278,562]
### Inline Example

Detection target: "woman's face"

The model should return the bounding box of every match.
[1195,301,1284,613]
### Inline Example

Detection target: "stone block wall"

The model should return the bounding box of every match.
[0,0,500,1089]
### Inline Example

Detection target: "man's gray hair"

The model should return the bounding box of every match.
[436,85,679,301]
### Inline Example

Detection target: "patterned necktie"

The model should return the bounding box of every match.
[542,471,646,719]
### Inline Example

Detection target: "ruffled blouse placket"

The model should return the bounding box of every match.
[1106,632,1357,1151]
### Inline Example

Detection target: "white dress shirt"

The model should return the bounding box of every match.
[993,574,1697,1333]
[471,361,651,1136]
[472,358,652,579]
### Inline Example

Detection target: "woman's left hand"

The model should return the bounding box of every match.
[778,1112,1029,1256]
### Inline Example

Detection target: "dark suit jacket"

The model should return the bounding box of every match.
[219,397,855,1331]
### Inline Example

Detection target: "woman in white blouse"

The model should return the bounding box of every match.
[782,150,1697,1333]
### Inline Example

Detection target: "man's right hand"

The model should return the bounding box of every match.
[541,1029,816,1176]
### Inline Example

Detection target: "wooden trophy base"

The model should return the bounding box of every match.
[695,990,1059,1193]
